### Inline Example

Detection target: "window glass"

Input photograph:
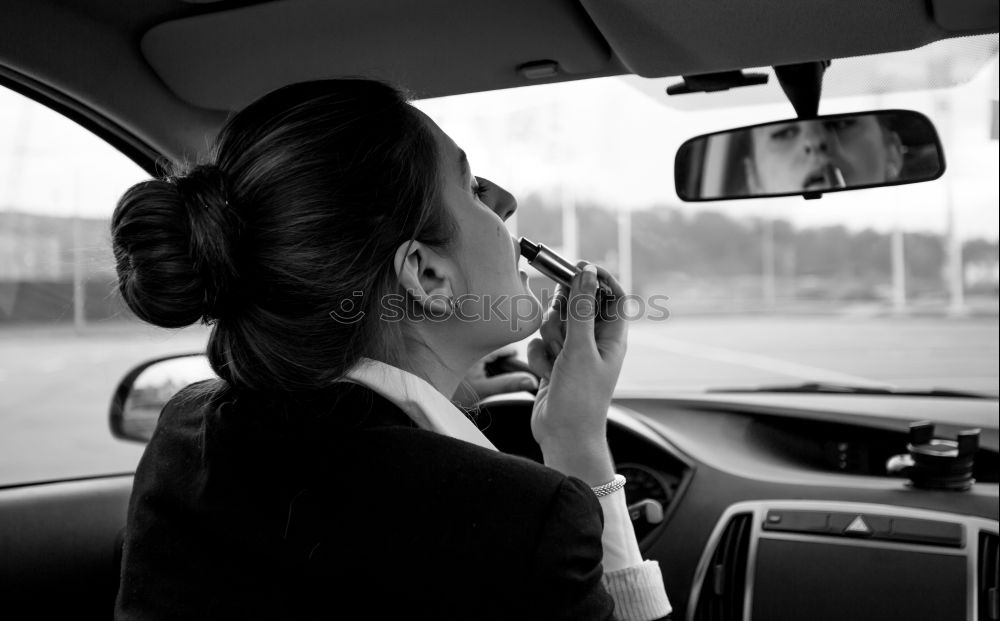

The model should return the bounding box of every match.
[416,46,998,396]
[2,38,996,486]
[0,87,209,486]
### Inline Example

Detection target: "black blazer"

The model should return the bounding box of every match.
[115,380,618,620]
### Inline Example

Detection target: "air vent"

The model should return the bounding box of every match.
[694,512,752,621]
[981,532,999,621]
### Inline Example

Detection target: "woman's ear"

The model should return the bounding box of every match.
[394,240,455,316]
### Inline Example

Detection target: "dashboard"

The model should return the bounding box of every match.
[479,392,1000,621]
[2,390,995,619]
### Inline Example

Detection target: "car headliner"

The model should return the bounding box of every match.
[1,0,997,169]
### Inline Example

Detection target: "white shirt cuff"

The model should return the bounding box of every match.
[597,489,672,620]
[602,560,673,621]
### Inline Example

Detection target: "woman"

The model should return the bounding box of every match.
[112,79,670,620]
[743,115,903,194]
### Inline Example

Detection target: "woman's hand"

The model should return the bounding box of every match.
[526,263,628,486]
[453,346,539,409]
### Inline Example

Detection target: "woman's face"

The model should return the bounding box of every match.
[746,116,902,194]
[415,112,543,348]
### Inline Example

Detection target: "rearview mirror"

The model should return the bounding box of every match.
[675,110,945,201]
[109,354,215,443]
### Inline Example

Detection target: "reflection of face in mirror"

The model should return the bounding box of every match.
[674,110,942,201]
[744,116,903,194]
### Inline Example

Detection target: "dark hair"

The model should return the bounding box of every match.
[112,79,453,394]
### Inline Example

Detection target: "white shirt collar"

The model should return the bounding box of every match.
[343,357,497,452]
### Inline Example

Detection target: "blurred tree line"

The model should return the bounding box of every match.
[1,203,998,323]
[516,194,1000,301]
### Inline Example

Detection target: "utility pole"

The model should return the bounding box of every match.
[891,225,907,315]
[931,58,967,316]
[561,186,578,260]
[72,173,86,331]
[617,208,633,294]
[944,194,967,316]
[785,241,797,301]
[72,215,85,330]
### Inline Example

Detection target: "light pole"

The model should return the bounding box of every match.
[891,225,907,315]
[617,208,633,294]
[931,58,967,316]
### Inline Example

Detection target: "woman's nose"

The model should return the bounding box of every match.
[479,177,518,221]
[800,122,830,155]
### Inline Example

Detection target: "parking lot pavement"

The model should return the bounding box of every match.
[619,316,1000,393]
[622,316,999,394]
[1,315,997,485]
[0,321,209,485]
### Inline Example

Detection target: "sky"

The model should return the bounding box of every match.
[415,43,999,240]
[0,35,997,241]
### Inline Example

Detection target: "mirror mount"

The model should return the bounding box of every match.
[666,70,769,96]
[774,60,831,120]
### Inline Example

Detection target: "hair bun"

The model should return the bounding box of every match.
[111,164,243,328]
[175,165,243,316]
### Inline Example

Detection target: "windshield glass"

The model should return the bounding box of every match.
[1,37,997,487]
[415,37,999,396]
[0,88,208,486]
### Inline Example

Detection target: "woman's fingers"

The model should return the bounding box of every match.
[470,371,538,398]
[538,282,569,357]
[593,263,625,298]
[563,264,600,352]
[537,261,629,363]
[590,265,629,357]
[527,337,554,380]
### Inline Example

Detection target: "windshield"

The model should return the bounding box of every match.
[415,37,999,397]
[1,37,997,487]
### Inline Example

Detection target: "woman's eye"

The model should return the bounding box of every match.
[770,126,798,141]
[826,119,857,132]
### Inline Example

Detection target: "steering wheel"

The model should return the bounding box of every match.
[479,354,543,462]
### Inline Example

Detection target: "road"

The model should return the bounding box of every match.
[1,315,997,485]
[620,315,998,394]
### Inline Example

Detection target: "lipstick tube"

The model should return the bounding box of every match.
[519,237,614,299]
[830,165,846,188]
[519,238,579,287]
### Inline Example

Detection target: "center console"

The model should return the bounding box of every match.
[687,500,999,621]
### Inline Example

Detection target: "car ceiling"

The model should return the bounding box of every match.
[2,0,997,167]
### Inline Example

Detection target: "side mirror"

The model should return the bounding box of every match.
[109,354,215,443]
[675,109,945,201]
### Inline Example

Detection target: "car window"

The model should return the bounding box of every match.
[1,41,996,486]
[416,47,999,396]
[0,86,209,486]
